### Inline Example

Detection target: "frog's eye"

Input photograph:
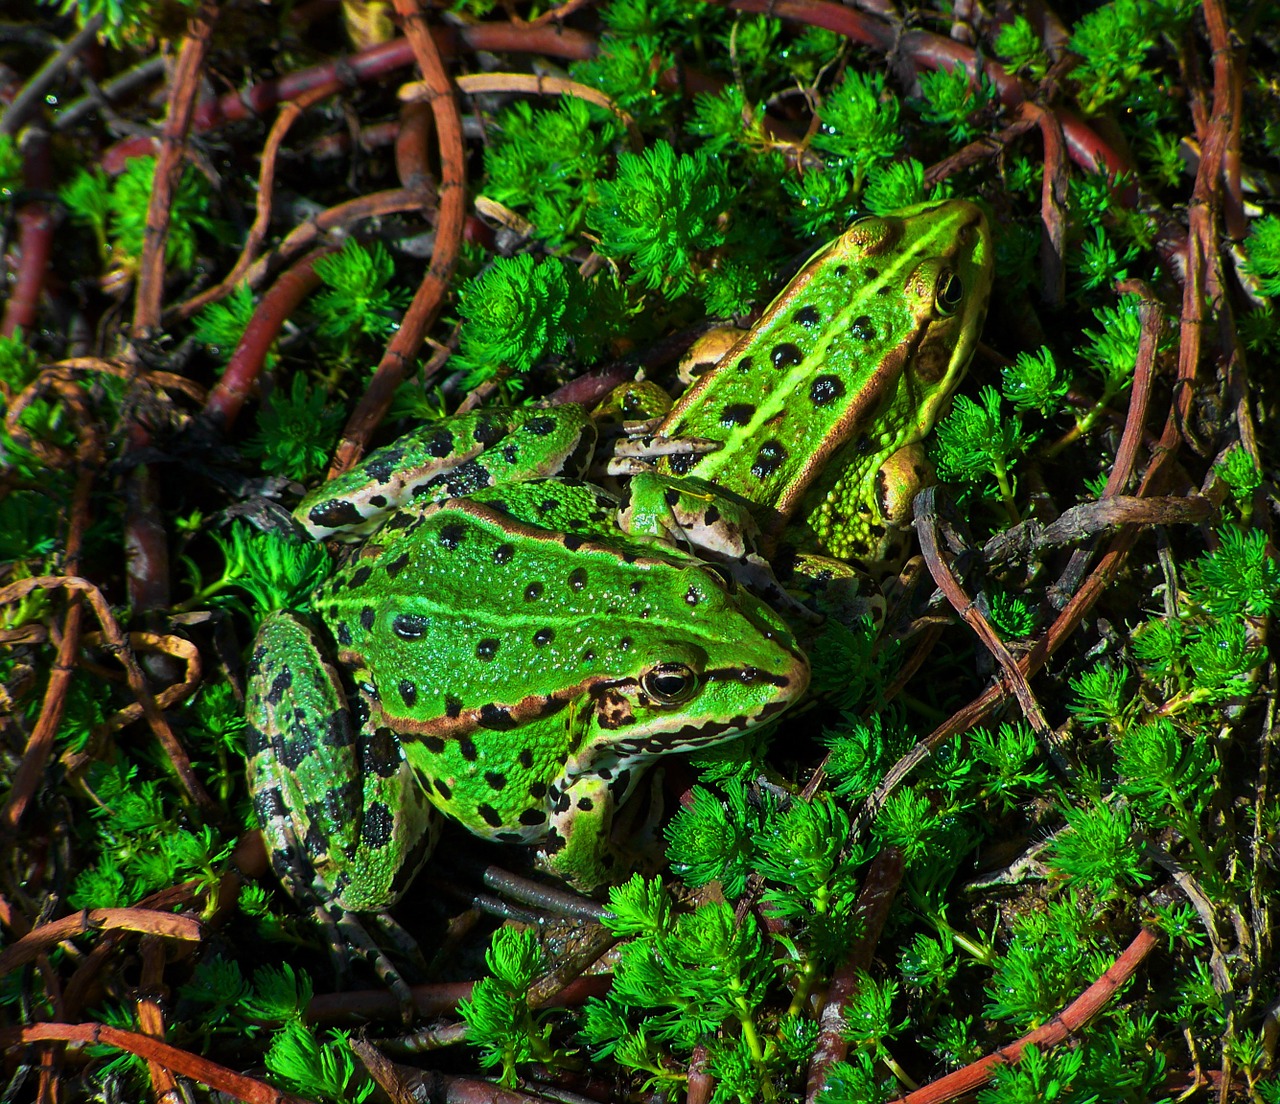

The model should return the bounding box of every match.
[643,663,700,705]
[935,269,963,315]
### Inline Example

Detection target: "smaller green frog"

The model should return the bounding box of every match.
[246,407,810,996]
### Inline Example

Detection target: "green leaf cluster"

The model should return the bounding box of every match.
[68,762,232,911]
[580,876,781,1101]
[180,958,312,1037]
[994,16,1050,80]
[933,384,1036,521]
[1242,215,1280,296]
[911,65,997,145]
[458,927,558,1088]
[38,0,199,48]
[60,156,217,272]
[814,72,902,186]
[193,284,259,363]
[984,895,1115,1029]
[247,374,346,483]
[454,254,628,385]
[0,133,20,198]
[588,140,734,298]
[266,1023,373,1104]
[570,33,673,127]
[1067,0,1196,115]
[184,521,330,614]
[483,97,622,249]
[312,240,411,345]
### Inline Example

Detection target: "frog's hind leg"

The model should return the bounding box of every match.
[315,903,420,1016]
[246,611,439,1019]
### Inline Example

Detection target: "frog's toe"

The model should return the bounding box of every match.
[320,903,418,1022]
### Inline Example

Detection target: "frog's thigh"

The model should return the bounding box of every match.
[246,612,438,913]
[247,612,361,902]
[593,379,673,426]
[334,722,440,913]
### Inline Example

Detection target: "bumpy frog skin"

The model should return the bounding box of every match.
[659,199,993,562]
[244,200,992,995]
[246,424,809,987]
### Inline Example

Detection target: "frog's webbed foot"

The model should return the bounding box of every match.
[619,472,820,623]
[602,429,721,475]
[314,903,418,1022]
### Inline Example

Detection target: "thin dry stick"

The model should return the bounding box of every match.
[328,0,467,477]
[174,83,336,320]
[852,292,1167,835]
[1,386,99,830]
[438,72,642,148]
[131,0,219,336]
[806,848,906,1101]
[0,577,214,818]
[913,487,1052,739]
[898,928,1160,1103]
[0,909,203,977]
[0,1023,309,1104]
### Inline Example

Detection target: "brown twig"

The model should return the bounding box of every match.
[439,72,643,149]
[173,83,336,320]
[721,0,1133,177]
[806,848,905,1101]
[138,937,177,1100]
[239,185,435,294]
[54,54,167,131]
[188,25,594,133]
[0,382,99,830]
[0,126,54,340]
[0,577,215,821]
[913,487,1052,740]
[981,494,1215,566]
[77,630,202,734]
[0,1023,310,1104]
[0,14,104,137]
[0,909,202,977]
[897,927,1160,1103]
[131,0,220,337]
[1031,104,1069,308]
[202,246,336,429]
[327,0,467,477]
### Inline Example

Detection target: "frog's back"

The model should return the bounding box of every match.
[312,489,806,742]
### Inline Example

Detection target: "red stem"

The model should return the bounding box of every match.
[202,247,334,429]
[1,128,54,340]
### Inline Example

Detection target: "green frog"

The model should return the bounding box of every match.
[245,199,991,994]
[654,198,993,564]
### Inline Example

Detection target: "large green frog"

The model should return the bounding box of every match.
[245,199,991,994]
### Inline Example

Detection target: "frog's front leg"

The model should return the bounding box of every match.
[620,471,817,621]
[537,771,661,890]
[246,612,439,1010]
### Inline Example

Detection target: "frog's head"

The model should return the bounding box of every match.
[571,564,810,780]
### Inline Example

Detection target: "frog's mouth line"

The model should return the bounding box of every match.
[375,659,804,745]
